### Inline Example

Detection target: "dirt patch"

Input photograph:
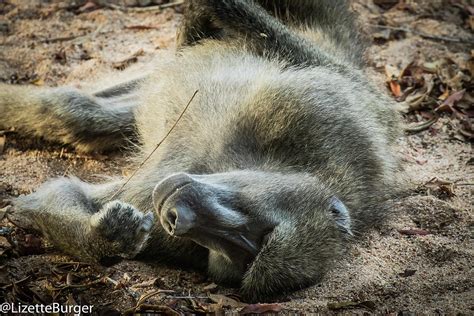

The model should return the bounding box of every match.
[0,0,473,314]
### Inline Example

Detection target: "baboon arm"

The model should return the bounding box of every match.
[10,177,154,264]
[0,82,140,153]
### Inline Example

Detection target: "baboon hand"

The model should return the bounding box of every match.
[90,201,155,260]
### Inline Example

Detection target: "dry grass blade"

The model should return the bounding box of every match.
[110,90,198,200]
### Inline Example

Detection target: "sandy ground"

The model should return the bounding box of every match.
[0,0,473,314]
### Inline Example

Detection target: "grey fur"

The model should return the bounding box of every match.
[0,0,402,301]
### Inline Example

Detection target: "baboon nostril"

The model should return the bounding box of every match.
[166,208,178,229]
[163,221,173,235]
[161,204,196,237]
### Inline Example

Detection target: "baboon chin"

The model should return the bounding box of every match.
[0,0,402,301]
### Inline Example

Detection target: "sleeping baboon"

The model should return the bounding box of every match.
[0,0,402,301]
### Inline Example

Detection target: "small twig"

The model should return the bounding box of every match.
[110,90,198,200]
[103,0,184,12]
[404,116,438,133]
[39,34,87,44]
[62,164,72,177]
[136,289,175,307]
[39,28,112,44]
[1,276,31,290]
[52,261,92,266]
[105,276,140,300]
[421,178,474,188]
[165,295,209,299]
[367,24,474,44]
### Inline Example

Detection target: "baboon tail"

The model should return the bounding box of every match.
[0,79,143,153]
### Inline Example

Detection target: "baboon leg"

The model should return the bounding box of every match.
[0,79,144,152]
[10,177,154,265]
[178,0,364,66]
[176,0,223,48]
[257,0,366,64]
[177,0,332,66]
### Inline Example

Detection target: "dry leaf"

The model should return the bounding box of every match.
[209,294,248,308]
[373,29,392,41]
[0,236,11,249]
[435,89,466,112]
[131,278,159,289]
[406,92,426,110]
[0,206,11,220]
[31,78,45,86]
[240,303,283,314]
[0,135,5,154]
[202,282,218,292]
[389,80,402,97]
[77,1,99,13]
[438,89,450,101]
[66,272,74,286]
[422,61,441,74]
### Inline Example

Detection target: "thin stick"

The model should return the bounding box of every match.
[136,289,175,307]
[103,0,184,12]
[110,90,198,200]
[404,116,438,133]
[367,24,474,44]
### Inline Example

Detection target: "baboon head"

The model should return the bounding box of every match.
[152,170,353,300]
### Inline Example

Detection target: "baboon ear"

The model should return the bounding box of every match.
[329,197,353,236]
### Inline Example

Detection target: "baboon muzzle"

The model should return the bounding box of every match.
[152,173,271,261]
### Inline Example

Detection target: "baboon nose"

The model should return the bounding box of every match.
[152,172,194,214]
[161,203,196,236]
[153,173,198,237]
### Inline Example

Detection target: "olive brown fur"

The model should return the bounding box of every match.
[0,0,402,301]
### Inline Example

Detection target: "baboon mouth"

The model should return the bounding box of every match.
[204,227,274,262]
[222,232,259,257]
